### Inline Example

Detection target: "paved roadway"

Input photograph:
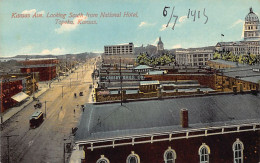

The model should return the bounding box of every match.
[1,58,97,163]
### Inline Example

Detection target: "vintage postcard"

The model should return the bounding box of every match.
[0,0,260,163]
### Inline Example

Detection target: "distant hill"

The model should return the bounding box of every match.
[2,52,101,60]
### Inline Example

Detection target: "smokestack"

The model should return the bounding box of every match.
[181,109,188,128]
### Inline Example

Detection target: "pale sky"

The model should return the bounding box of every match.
[0,0,259,57]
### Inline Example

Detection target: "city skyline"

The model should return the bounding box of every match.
[0,0,260,57]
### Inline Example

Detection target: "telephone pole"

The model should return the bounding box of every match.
[3,134,19,163]
[62,86,64,98]
[120,57,123,106]
[44,101,52,118]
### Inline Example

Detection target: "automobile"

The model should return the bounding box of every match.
[34,101,42,109]
[79,92,83,96]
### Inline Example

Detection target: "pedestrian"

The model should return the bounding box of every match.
[61,106,63,110]
[74,109,75,114]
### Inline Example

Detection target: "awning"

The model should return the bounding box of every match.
[11,92,29,102]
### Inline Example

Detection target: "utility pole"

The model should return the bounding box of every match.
[62,86,64,98]
[120,57,122,106]
[63,139,66,163]
[4,135,19,163]
[1,77,3,113]
[44,101,52,118]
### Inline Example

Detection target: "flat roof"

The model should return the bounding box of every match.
[222,66,260,83]
[209,59,246,67]
[134,65,153,70]
[140,80,160,85]
[75,93,260,142]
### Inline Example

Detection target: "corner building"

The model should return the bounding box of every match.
[75,94,260,163]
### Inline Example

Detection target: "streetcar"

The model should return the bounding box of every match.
[29,111,44,128]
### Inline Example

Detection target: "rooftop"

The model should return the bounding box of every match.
[134,65,153,70]
[222,66,260,83]
[75,93,260,142]
[140,80,160,85]
[209,59,246,67]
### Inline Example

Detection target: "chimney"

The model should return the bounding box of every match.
[181,109,188,128]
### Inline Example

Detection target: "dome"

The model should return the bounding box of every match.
[245,7,259,22]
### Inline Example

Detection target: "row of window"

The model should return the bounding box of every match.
[246,25,258,30]
[96,139,244,163]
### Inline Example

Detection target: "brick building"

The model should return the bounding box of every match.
[75,93,260,163]
[20,65,56,81]
[19,58,59,66]
[0,78,23,112]
[144,74,216,90]
[19,58,58,81]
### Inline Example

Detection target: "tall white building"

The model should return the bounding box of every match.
[175,49,214,67]
[104,42,134,55]
[244,7,260,41]
[216,7,260,56]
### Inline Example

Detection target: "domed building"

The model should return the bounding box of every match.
[215,7,260,57]
[244,7,260,41]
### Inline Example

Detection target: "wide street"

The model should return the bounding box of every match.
[1,57,97,163]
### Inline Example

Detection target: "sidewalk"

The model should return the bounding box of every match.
[0,85,48,125]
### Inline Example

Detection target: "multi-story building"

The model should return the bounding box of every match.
[244,7,260,41]
[215,41,260,55]
[104,43,134,55]
[215,7,260,56]
[20,65,56,81]
[175,49,214,67]
[0,73,38,112]
[0,78,24,112]
[75,93,260,163]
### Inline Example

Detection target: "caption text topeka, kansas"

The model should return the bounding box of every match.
[11,12,138,25]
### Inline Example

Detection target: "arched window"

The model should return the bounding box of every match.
[126,151,140,163]
[199,143,210,163]
[233,139,244,163]
[96,155,110,163]
[164,147,177,163]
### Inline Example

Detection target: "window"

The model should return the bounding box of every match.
[199,143,210,163]
[164,147,177,163]
[126,151,140,163]
[233,139,244,163]
[97,155,110,163]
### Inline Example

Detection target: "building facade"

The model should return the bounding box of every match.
[104,43,134,55]
[215,41,260,55]
[244,7,260,41]
[0,78,23,112]
[175,49,214,67]
[215,7,260,56]
[75,94,260,163]
[20,65,56,81]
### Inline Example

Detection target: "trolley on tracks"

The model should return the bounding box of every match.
[29,111,44,129]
